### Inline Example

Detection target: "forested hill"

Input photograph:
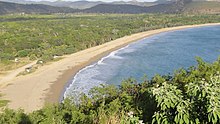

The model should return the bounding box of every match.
[82,0,220,14]
[0,0,200,15]
[0,1,79,15]
[83,4,149,14]
[0,0,220,15]
[83,2,187,14]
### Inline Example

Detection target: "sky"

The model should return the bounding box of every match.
[29,0,157,2]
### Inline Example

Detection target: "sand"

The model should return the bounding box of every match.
[0,23,220,112]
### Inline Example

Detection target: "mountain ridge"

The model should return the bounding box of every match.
[0,1,79,15]
[0,0,159,9]
[0,0,219,15]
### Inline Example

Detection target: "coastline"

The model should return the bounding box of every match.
[1,23,220,112]
[46,23,220,104]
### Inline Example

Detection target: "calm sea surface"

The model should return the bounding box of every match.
[64,25,220,98]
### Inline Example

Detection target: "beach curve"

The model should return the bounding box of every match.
[0,23,220,112]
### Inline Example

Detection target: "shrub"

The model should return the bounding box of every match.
[16,50,30,57]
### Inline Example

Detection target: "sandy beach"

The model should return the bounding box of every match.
[0,23,220,112]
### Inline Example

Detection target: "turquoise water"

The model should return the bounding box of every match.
[64,25,220,98]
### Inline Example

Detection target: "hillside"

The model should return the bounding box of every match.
[36,1,104,10]
[0,0,157,9]
[0,1,78,15]
[0,0,220,15]
[184,1,220,14]
[0,1,174,15]
[83,4,149,14]
[83,0,220,14]
[83,2,186,14]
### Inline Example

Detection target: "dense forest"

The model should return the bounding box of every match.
[1,14,220,71]
[0,57,219,123]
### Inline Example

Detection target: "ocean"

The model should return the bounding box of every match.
[64,25,220,99]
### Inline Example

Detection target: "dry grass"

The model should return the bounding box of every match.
[0,58,31,72]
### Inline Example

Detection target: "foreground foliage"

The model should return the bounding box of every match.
[0,57,219,124]
[0,14,220,70]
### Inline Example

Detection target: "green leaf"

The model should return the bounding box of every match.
[183,114,189,124]
[195,118,199,124]
[180,119,184,124]
[152,118,156,124]
[174,115,179,123]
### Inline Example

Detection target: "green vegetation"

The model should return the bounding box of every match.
[0,13,220,123]
[0,94,9,107]
[1,14,220,71]
[0,57,219,123]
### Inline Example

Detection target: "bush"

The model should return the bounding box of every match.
[16,50,30,57]
[0,58,220,124]
[29,54,37,60]
[0,53,14,60]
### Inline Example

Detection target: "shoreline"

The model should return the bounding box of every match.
[47,22,220,104]
[46,39,137,104]
[1,23,220,112]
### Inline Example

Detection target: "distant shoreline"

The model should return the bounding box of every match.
[1,23,220,112]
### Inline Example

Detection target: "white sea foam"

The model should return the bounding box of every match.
[64,40,146,101]
[64,44,133,100]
